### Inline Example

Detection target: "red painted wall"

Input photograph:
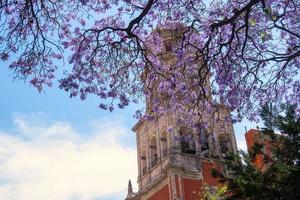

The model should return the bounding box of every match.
[148,185,170,200]
[245,129,260,150]
[245,129,272,170]
[175,175,180,199]
[144,162,223,200]
[202,160,221,186]
[245,129,264,169]
[182,178,203,200]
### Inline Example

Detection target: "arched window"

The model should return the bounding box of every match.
[164,40,172,52]
[179,126,196,154]
[141,150,147,176]
[199,126,209,151]
[150,137,158,168]
[219,134,230,158]
[160,132,168,158]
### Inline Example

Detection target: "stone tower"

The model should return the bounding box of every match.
[125,26,238,200]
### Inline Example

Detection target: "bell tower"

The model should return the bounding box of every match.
[125,25,238,200]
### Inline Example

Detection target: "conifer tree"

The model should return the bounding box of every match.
[214,104,300,200]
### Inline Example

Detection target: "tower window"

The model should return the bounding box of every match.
[150,137,158,168]
[199,126,209,151]
[141,150,147,176]
[161,132,168,158]
[219,134,230,158]
[179,126,196,154]
[165,41,172,52]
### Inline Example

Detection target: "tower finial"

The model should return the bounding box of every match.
[127,179,133,194]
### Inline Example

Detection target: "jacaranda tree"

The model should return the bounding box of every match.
[0,0,299,122]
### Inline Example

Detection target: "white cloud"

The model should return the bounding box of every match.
[0,115,138,200]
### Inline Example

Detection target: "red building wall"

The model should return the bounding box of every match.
[182,178,203,200]
[140,161,225,200]
[245,129,273,170]
[175,175,181,199]
[202,160,221,186]
[245,129,264,169]
[148,185,169,200]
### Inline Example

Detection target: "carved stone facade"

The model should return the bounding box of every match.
[125,27,238,200]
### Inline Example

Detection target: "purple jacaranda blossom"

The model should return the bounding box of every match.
[0,0,298,124]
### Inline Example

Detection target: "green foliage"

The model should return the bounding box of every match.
[200,184,228,200]
[217,104,300,200]
[260,104,300,166]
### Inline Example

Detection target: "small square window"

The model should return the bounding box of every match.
[165,41,172,51]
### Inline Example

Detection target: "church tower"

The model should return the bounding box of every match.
[125,25,238,200]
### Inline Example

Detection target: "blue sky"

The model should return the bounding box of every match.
[0,62,257,200]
